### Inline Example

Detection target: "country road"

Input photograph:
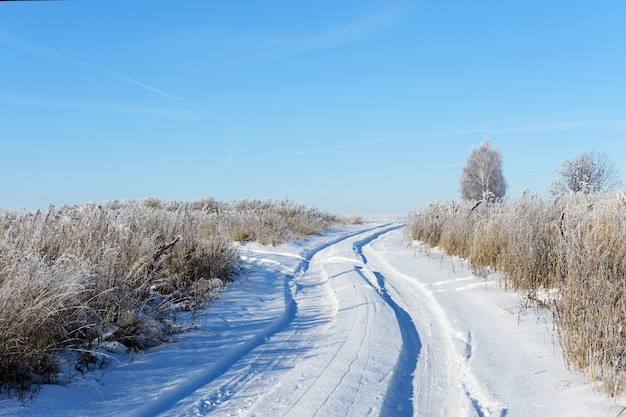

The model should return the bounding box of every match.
[4,223,618,416]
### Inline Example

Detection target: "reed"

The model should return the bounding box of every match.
[0,197,348,391]
[407,192,626,395]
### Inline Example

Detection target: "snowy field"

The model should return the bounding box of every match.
[1,223,623,416]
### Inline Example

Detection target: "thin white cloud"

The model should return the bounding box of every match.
[220,155,234,167]
[77,63,180,100]
[310,1,416,48]
[165,1,416,70]
[264,134,417,160]
[0,95,199,121]
[257,119,626,161]
[0,28,239,123]
[450,121,604,135]
[0,28,178,100]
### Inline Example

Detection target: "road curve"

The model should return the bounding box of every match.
[153,224,419,417]
[138,223,508,417]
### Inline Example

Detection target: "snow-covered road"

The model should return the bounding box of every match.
[3,223,621,416]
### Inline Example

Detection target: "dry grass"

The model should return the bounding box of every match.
[0,197,348,392]
[407,192,626,395]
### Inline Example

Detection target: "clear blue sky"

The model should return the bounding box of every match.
[2,1,626,213]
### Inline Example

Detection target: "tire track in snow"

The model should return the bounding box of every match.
[363,230,509,417]
[352,225,420,417]
[238,223,404,417]
[292,269,372,417]
[287,257,386,417]
[133,224,391,417]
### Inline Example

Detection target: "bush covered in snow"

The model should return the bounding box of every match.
[0,197,347,393]
[407,192,626,395]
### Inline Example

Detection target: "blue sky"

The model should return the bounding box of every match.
[1,1,626,213]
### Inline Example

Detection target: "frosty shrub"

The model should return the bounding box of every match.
[0,197,348,392]
[406,201,448,248]
[549,151,622,196]
[551,193,626,395]
[217,198,344,245]
[407,192,626,395]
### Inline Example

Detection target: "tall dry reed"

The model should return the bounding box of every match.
[0,197,347,392]
[407,192,626,395]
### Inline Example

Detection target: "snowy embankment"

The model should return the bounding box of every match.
[1,223,621,416]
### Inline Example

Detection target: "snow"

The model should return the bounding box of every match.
[1,223,623,416]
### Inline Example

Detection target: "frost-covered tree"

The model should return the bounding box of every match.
[459,138,507,202]
[548,151,622,196]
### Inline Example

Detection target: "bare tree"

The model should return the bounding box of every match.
[459,138,507,202]
[548,151,622,196]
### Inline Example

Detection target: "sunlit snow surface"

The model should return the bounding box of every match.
[1,224,621,416]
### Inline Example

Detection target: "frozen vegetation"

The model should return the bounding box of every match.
[408,191,626,397]
[0,195,624,416]
[0,197,348,396]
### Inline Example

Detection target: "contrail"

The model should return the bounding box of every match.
[0,27,243,124]
[0,95,200,121]
[448,121,599,135]
[259,119,626,161]
[263,134,422,160]
[0,28,178,100]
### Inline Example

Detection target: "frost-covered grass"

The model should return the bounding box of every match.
[0,197,347,394]
[407,192,626,396]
